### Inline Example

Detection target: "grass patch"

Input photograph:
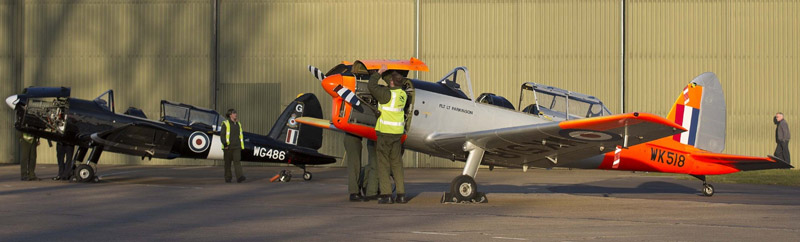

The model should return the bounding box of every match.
[647,169,800,186]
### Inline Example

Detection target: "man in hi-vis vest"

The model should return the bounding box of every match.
[221,109,246,183]
[368,64,408,204]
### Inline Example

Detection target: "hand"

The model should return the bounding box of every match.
[378,64,388,74]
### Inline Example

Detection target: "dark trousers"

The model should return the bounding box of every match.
[376,132,404,196]
[363,140,377,196]
[774,140,791,164]
[344,133,363,194]
[344,133,378,195]
[20,139,37,179]
[56,143,75,178]
[224,147,243,180]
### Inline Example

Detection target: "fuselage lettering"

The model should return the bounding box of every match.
[649,147,684,167]
[253,146,286,161]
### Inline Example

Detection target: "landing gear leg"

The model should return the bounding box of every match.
[75,146,102,183]
[299,165,312,181]
[692,175,714,196]
[442,141,488,203]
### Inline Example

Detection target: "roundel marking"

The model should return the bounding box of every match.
[295,104,304,113]
[559,129,620,142]
[188,131,211,153]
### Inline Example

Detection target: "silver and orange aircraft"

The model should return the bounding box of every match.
[301,58,792,203]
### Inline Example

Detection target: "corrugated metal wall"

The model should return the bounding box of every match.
[417,0,621,168]
[218,0,415,167]
[625,0,800,168]
[1,0,796,169]
[13,0,214,165]
[0,1,20,164]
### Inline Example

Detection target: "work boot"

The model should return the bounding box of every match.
[377,195,394,204]
[225,178,232,183]
[394,194,407,204]
[349,193,364,202]
[20,176,28,181]
[237,176,246,183]
[28,176,40,181]
[52,176,61,181]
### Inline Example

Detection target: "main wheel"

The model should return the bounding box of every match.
[702,184,714,196]
[450,175,477,202]
[75,164,95,183]
[303,171,312,181]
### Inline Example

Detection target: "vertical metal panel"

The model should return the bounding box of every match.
[219,0,415,167]
[625,0,800,168]
[20,0,213,165]
[0,0,20,164]
[418,0,621,168]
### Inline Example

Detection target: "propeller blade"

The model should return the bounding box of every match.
[332,84,360,107]
[308,65,326,81]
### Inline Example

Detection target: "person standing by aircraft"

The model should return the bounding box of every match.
[222,109,246,183]
[344,133,378,201]
[774,112,791,163]
[368,64,408,204]
[54,142,75,180]
[19,132,39,181]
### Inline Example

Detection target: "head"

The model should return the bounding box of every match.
[389,71,405,87]
[226,109,238,121]
[775,112,784,123]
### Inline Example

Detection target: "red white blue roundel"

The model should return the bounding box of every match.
[559,129,620,142]
[188,131,210,153]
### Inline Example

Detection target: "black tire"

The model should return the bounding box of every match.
[75,164,94,183]
[303,171,312,181]
[450,175,477,202]
[703,184,714,197]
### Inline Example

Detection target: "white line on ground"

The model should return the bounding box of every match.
[492,236,528,240]
[411,231,458,236]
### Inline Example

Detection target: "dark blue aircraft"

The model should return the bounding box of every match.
[6,87,335,182]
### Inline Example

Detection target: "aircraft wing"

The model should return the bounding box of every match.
[691,153,794,171]
[425,112,686,168]
[90,123,180,159]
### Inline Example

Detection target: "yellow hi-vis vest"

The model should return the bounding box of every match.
[222,120,244,149]
[375,89,407,134]
[22,133,34,143]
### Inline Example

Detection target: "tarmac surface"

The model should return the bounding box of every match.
[1,164,799,242]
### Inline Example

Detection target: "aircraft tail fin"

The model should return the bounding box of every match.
[666,72,726,153]
[267,93,324,150]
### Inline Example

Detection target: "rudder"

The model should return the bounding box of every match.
[666,72,726,153]
[268,93,324,150]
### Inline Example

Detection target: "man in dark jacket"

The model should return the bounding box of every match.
[774,112,791,164]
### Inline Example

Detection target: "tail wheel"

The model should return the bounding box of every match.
[450,175,477,202]
[703,184,714,196]
[303,171,312,181]
[75,164,95,183]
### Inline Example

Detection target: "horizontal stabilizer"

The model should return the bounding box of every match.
[691,153,794,171]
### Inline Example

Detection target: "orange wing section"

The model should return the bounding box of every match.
[355,57,429,72]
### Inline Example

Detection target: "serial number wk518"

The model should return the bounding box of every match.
[254,146,286,160]
[650,147,685,167]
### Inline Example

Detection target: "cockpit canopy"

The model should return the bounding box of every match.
[519,82,611,120]
[160,100,221,131]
